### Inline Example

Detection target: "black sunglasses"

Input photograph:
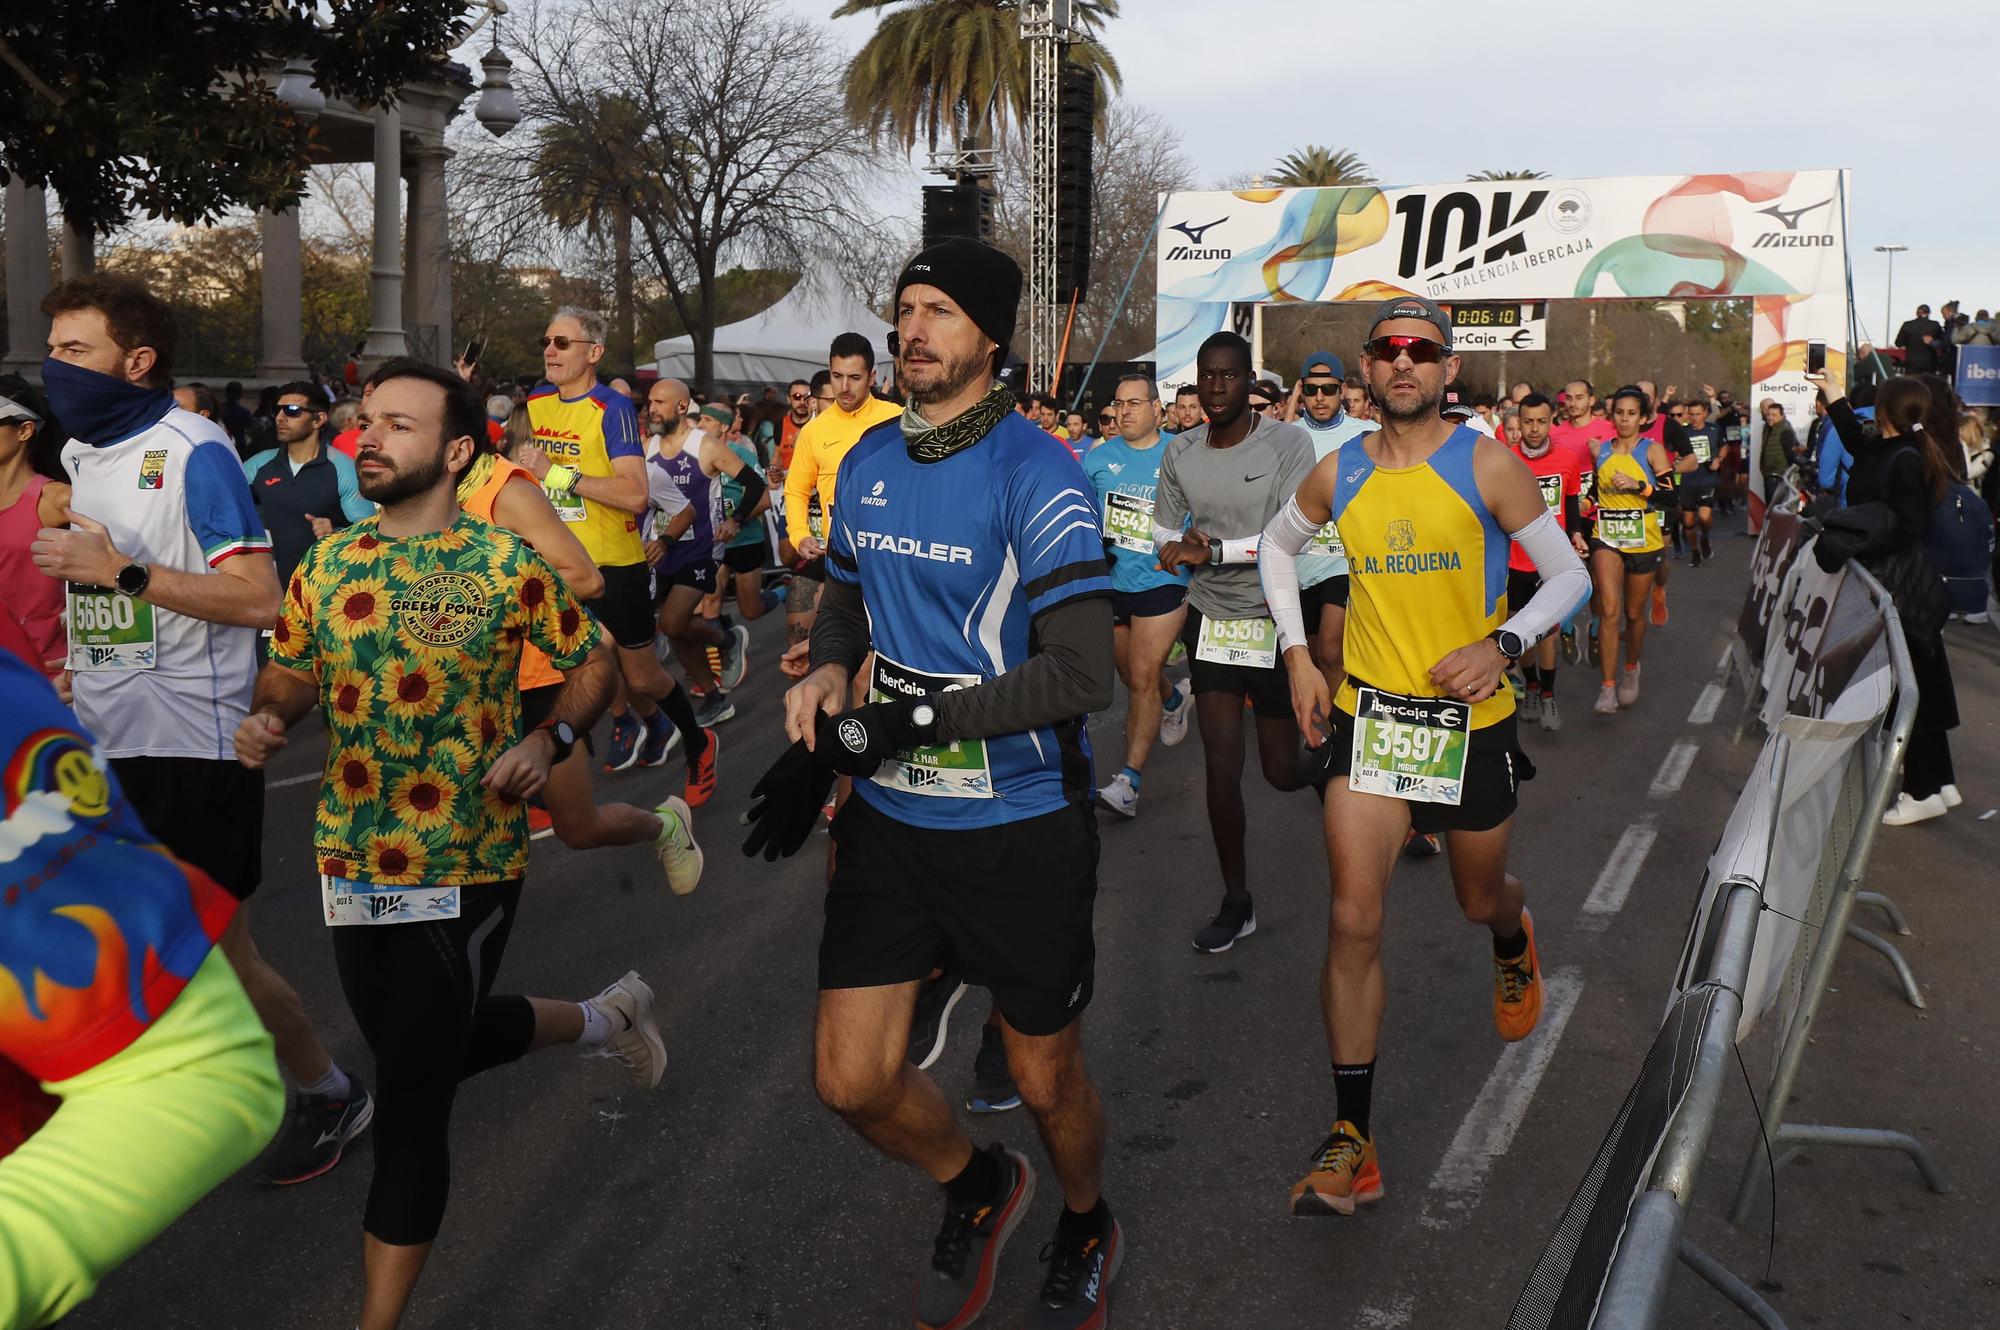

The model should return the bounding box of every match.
[1363,334,1449,364]
[276,403,317,417]
[538,335,596,350]
[1299,383,1342,397]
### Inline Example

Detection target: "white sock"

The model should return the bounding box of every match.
[577,1001,612,1047]
[299,1063,352,1100]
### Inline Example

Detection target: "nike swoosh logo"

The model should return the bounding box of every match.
[315,1126,347,1148]
[1244,472,1268,482]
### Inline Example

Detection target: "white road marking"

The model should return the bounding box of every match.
[1649,740,1700,798]
[1421,967,1585,1228]
[269,772,319,789]
[1581,818,1658,925]
[1717,643,1734,672]
[1688,682,1726,725]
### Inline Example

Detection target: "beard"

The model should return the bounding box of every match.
[1374,374,1443,424]
[900,339,989,407]
[357,445,449,506]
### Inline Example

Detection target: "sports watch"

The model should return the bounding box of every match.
[544,462,582,496]
[1207,535,1224,565]
[538,719,578,765]
[908,700,939,745]
[1489,628,1526,662]
[115,561,151,597]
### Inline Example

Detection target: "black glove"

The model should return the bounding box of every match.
[741,738,839,862]
[815,696,934,780]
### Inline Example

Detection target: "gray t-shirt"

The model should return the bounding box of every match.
[1155,415,1316,621]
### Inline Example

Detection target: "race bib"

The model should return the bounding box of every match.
[548,484,587,523]
[1348,687,1470,805]
[1536,472,1564,514]
[1103,491,1154,553]
[66,584,157,671]
[321,875,461,927]
[807,496,826,543]
[1690,435,1713,466]
[1195,614,1278,669]
[1309,518,1345,559]
[868,655,992,798]
[1596,508,1648,550]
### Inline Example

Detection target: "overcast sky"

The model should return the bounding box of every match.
[777,0,1993,341]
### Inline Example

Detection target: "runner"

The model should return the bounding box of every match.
[1587,386,1687,714]
[454,434,703,890]
[0,638,283,1330]
[716,404,782,632]
[1256,295,1588,1216]
[773,379,813,471]
[1678,395,1723,564]
[1285,351,1379,693]
[1505,393,1592,730]
[518,306,707,776]
[1080,372,1192,818]
[1154,330,1317,953]
[1640,383,1694,625]
[30,275,366,1187]
[238,359,666,1330]
[239,380,374,585]
[1550,378,1615,462]
[747,238,1121,1329]
[0,378,68,677]
[1170,383,1203,433]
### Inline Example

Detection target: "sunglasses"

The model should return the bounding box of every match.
[276,403,317,417]
[1098,413,1116,424]
[1363,335,1448,364]
[538,335,597,350]
[1299,383,1342,398]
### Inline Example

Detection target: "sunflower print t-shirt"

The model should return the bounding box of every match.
[270,512,600,886]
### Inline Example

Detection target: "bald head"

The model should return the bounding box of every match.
[645,378,690,433]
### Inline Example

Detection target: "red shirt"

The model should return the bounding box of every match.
[1509,439,1587,573]
[330,427,361,459]
[1551,417,1615,460]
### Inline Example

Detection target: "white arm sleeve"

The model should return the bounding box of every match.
[1258,496,1322,652]
[1152,521,1181,554]
[1219,535,1259,564]
[1499,509,1590,647]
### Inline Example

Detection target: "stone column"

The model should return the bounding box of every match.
[361,105,406,364]
[59,222,95,278]
[257,208,309,381]
[401,141,453,366]
[3,179,51,377]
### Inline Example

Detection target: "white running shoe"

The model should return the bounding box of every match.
[1097,772,1139,818]
[586,971,667,1089]
[1159,678,1194,747]
[1939,783,1963,809]
[1616,664,1641,708]
[1881,792,1948,826]
[1593,683,1619,716]
[1539,696,1562,732]
[1519,690,1543,724]
[719,623,751,691]
[653,795,703,896]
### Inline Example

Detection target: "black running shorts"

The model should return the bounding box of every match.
[1110,583,1186,626]
[1506,569,1541,617]
[819,797,1098,1037]
[1586,541,1665,577]
[722,540,768,576]
[1178,611,1293,720]
[111,755,264,899]
[585,560,657,650]
[654,559,717,597]
[518,683,594,757]
[1322,706,1526,835]
[1301,574,1350,630]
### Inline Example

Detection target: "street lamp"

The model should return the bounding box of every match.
[274,58,325,118]
[1874,244,1906,352]
[473,45,522,137]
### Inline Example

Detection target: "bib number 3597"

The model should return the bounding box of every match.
[1349,687,1470,805]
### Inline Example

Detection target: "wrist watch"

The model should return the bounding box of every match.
[538,719,578,765]
[544,463,581,496]
[1489,628,1526,662]
[907,699,939,745]
[115,561,151,597]
[1207,535,1224,564]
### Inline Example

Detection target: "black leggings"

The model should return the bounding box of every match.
[331,880,537,1245]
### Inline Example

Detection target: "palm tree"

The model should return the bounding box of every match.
[533,95,647,375]
[835,0,1122,152]
[1466,169,1550,181]
[1270,146,1376,188]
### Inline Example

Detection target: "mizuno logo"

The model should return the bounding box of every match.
[1169,216,1227,246]
[1750,233,1835,248]
[1754,197,1832,231]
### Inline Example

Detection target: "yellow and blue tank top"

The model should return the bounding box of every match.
[1330,425,1514,729]
[1592,443,1666,554]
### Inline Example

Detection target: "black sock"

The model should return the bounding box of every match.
[1057,1197,1111,1237]
[1333,1061,1375,1139]
[659,684,708,757]
[1525,664,1543,692]
[1493,924,1527,960]
[1540,667,1556,700]
[944,1145,1003,1208]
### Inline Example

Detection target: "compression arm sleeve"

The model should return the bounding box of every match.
[807,574,872,678]
[935,594,1115,742]
[1218,536,1259,564]
[729,467,767,524]
[1498,510,1590,647]
[1562,492,1583,537]
[1258,496,1321,653]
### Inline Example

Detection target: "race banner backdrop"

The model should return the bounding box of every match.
[1154,171,1854,525]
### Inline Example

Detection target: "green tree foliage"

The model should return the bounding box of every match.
[1270,146,1375,189]
[1466,169,1551,181]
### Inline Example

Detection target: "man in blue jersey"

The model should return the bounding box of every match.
[1081,372,1191,817]
[747,238,1123,1330]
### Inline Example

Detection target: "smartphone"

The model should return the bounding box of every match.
[461,338,483,366]
[1805,340,1826,375]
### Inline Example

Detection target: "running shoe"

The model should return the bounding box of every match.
[605,712,644,772]
[1560,628,1580,664]
[907,969,968,1071]
[686,728,718,807]
[1402,829,1442,858]
[1167,638,1186,666]
[1690,546,1705,568]
[1881,792,1948,826]
[586,970,668,1089]
[1539,695,1562,732]
[914,1145,1036,1330]
[1493,908,1543,1042]
[261,1077,374,1186]
[636,709,679,768]
[527,805,555,841]
[1699,534,1713,562]
[1028,1214,1123,1330]
[967,1024,1022,1113]
[1519,690,1542,725]
[719,623,751,691]
[692,688,737,728]
[1288,1121,1384,1216]
[818,795,838,833]
[1192,896,1256,953]
[653,794,703,896]
[1586,625,1600,666]
[1616,663,1641,708]
[1096,772,1139,819]
[704,641,724,683]
[1593,683,1619,715]
[1940,783,1963,809]
[1507,673,1525,703]
[1649,584,1668,627]
[1159,678,1193,746]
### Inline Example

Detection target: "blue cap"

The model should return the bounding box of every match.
[1299,351,1344,381]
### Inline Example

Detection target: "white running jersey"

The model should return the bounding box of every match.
[60,407,271,759]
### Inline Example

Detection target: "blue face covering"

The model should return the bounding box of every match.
[40,356,173,447]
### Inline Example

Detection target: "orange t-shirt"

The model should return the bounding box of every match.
[460,456,565,691]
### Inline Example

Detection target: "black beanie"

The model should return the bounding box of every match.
[894,238,1021,357]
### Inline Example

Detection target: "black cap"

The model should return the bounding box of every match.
[895,239,1022,358]
[1439,383,1474,418]
[1368,294,1454,348]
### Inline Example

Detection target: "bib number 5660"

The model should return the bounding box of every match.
[73,593,136,633]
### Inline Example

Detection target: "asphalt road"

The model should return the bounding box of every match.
[68,514,1997,1329]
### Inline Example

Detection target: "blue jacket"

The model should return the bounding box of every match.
[241,442,373,581]
[1815,405,1872,503]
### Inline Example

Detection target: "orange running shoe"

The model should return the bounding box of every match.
[1493,907,1544,1042]
[527,805,555,841]
[1288,1121,1384,1216]
[1649,583,1668,627]
[685,727,719,807]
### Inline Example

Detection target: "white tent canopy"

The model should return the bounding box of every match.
[652,267,891,389]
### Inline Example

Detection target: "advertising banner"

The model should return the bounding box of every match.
[1956,343,2000,407]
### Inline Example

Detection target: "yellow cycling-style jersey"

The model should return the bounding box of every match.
[1591,443,1666,555]
[784,395,904,548]
[1331,425,1515,729]
[525,381,646,567]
